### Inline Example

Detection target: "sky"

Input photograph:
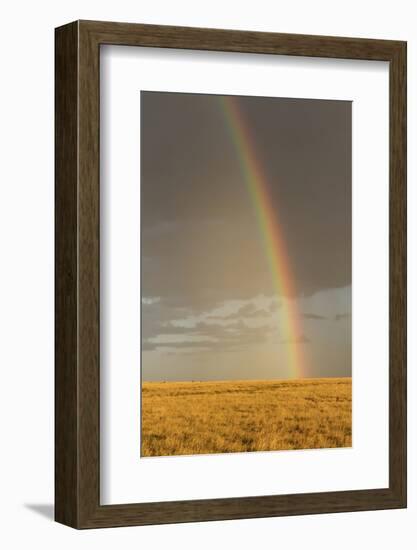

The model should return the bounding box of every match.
[141,91,351,381]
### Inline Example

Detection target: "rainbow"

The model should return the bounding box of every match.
[219,95,307,378]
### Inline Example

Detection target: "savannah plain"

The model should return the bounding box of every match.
[141,377,352,457]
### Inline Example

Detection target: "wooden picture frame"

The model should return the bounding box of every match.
[55,20,407,529]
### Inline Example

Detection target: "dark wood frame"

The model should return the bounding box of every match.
[55,20,407,529]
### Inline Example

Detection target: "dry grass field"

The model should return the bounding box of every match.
[141,377,352,457]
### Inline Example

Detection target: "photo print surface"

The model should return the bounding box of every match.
[141,91,352,457]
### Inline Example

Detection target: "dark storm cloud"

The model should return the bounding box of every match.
[142,219,271,311]
[141,91,351,312]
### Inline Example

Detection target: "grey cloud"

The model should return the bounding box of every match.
[156,324,205,336]
[282,334,310,344]
[268,301,281,313]
[334,313,351,321]
[143,320,273,354]
[144,340,213,352]
[303,313,327,320]
[142,341,160,351]
[207,302,270,321]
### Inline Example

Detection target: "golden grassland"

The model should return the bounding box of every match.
[141,377,352,457]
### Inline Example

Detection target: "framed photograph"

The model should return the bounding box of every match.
[55,20,406,528]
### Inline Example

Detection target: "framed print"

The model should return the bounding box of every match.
[55,20,406,528]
